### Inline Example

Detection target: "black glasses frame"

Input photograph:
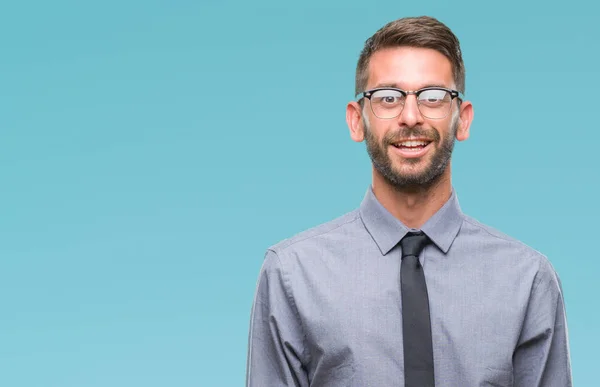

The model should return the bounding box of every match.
[356,86,463,120]
[356,86,462,102]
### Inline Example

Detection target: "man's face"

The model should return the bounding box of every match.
[359,47,463,190]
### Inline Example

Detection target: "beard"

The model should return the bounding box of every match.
[364,115,458,191]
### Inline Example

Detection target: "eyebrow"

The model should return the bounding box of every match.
[373,82,449,89]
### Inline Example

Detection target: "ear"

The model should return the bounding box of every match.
[455,100,474,142]
[346,101,365,142]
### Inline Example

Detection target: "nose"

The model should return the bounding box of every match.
[397,94,425,128]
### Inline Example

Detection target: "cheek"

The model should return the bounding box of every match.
[366,123,392,146]
[434,115,459,143]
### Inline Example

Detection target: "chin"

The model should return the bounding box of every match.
[392,159,430,173]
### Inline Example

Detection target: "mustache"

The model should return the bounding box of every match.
[382,126,440,144]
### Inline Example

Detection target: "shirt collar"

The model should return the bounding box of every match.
[359,186,464,255]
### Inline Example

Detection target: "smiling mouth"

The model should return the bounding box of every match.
[391,139,433,151]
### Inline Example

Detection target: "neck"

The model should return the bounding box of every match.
[371,166,453,229]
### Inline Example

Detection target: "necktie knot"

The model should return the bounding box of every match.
[400,231,431,259]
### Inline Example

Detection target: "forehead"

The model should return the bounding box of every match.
[367,46,454,89]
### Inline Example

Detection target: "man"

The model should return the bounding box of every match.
[246,16,572,387]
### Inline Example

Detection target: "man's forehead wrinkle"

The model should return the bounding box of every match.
[367,48,454,89]
[372,82,450,89]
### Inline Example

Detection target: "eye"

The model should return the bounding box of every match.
[418,89,450,106]
[371,90,404,106]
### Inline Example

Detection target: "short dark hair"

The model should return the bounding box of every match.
[355,16,465,96]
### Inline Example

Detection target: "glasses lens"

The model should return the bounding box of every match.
[417,89,452,119]
[369,89,405,119]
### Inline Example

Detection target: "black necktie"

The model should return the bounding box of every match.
[400,231,435,387]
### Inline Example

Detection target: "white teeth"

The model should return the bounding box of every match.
[398,140,428,147]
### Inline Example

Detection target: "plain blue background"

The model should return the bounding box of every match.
[1,1,597,386]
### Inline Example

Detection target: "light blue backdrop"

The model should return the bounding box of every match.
[0,1,597,386]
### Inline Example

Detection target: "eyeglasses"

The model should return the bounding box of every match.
[356,87,462,120]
